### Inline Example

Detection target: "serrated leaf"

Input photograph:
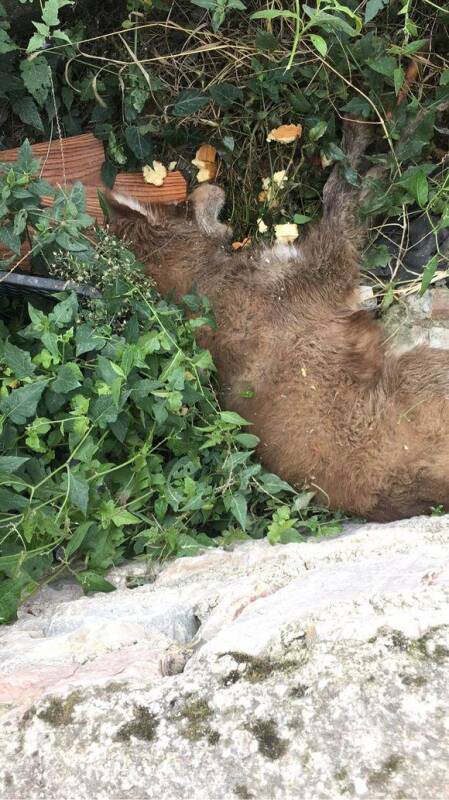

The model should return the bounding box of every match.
[12,96,44,132]
[255,29,278,51]
[52,363,83,393]
[3,341,36,378]
[20,56,51,107]
[0,380,49,425]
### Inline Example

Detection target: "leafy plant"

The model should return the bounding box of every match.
[0,178,340,623]
[0,140,93,268]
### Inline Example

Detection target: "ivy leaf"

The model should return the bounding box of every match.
[20,57,51,107]
[69,472,89,516]
[3,341,36,378]
[172,89,209,117]
[12,96,44,132]
[0,380,49,425]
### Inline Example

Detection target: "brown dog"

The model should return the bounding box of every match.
[106,123,449,522]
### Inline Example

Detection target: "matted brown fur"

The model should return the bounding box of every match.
[106,126,449,522]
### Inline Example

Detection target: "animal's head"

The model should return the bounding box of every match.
[104,183,231,242]
[103,183,232,297]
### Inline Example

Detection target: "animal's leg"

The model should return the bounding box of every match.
[188,184,231,240]
[294,120,374,299]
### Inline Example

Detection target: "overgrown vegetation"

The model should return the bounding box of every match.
[0,0,449,619]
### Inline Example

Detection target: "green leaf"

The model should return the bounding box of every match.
[125,126,153,162]
[0,224,21,255]
[65,521,92,558]
[251,10,297,19]
[235,433,260,448]
[49,293,78,328]
[208,83,243,110]
[219,410,249,426]
[172,89,209,117]
[411,170,429,207]
[309,34,327,57]
[20,56,51,107]
[308,120,328,142]
[42,0,73,27]
[366,55,397,78]
[26,32,47,53]
[364,0,388,23]
[0,575,36,624]
[12,97,44,132]
[0,456,29,472]
[52,363,83,393]
[293,214,313,225]
[0,28,18,54]
[189,0,216,8]
[111,510,140,526]
[0,380,49,425]
[393,66,404,96]
[255,30,278,51]
[3,341,36,378]
[75,570,116,594]
[69,472,89,516]
[261,472,295,494]
[229,493,247,529]
[75,323,106,356]
[419,254,439,296]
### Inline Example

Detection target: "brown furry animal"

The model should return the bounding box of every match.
[106,123,449,523]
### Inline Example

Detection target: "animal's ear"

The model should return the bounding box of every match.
[103,190,151,222]
[189,184,231,240]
